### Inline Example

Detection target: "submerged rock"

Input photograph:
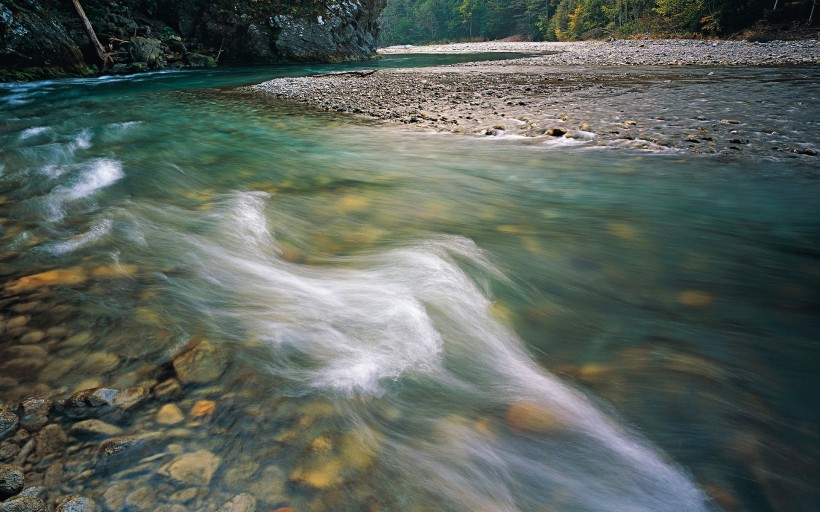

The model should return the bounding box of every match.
[159,449,221,485]
[65,387,147,415]
[217,494,257,512]
[173,340,225,384]
[70,419,123,438]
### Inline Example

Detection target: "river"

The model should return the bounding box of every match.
[0,55,818,512]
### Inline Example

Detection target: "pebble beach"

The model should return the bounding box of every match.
[254,39,820,158]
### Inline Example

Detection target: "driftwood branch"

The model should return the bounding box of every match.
[312,70,378,78]
[71,0,113,68]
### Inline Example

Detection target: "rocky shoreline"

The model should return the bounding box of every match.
[253,40,819,159]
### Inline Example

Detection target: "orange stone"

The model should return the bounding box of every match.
[7,267,87,292]
[191,400,216,419]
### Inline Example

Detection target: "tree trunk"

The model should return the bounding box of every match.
[70,0,112,68]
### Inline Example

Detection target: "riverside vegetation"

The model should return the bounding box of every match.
[379,0,819,44]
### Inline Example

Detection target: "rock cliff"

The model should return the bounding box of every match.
[0,0,386,81]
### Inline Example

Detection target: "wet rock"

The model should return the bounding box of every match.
[0,495,46,512]
[217,494,257,512]
[18,399,51,432]
[33,424,66,458]
[124,486,157,511]
[0,359,45,380]
[169,487,198,504]
[69,419,123,438]
[43,462,63,488]
[156,404,184,425]
[159,449,221,485]
[0,412,18,441]
[65,387,147,415]
[5,269,86,293]
[55,496,98,512]
[16,487,45,500]
[80,353,120,374]
[0,464,24,499]
[17,332,44,345]
[546,128,566,137]
[102,482,129,511]
[95,435,160,468]
[190,400,216,420]
[173,340,226,384]
[0,444,20,462]
[153,379,183,401]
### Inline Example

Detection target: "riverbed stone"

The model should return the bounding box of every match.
[505,401,568,433]
[54,495,98,512]
[69,419,123,437]
[18,399,51,432]
[0,464,24,499]
[124,486,157,511]
[217,493,257,512]
[0,359,46,380]
[66,387,147,415]
[34,424,67,458]
[153,379,183,401]
[156,404,184,425]
[0,495,46,512]
[159,449,221,485]
[0,412,18,441]
[172,340,226,384]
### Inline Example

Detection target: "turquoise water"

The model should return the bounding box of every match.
[0,56,818,512]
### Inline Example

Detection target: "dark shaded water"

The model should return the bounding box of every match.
[0,55,818,512]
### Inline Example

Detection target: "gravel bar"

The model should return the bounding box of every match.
[251,40,820,158]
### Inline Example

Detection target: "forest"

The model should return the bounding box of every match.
[379,0,819,44]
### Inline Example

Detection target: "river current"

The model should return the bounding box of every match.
[0,55,818,512]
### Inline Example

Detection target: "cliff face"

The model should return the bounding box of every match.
[0,0,386,81]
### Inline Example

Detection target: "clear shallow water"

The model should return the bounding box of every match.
[0,58,819,512]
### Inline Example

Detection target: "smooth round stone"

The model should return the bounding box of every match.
[18,331,44,344]
[80,353,120,374]
[156,404,185,425]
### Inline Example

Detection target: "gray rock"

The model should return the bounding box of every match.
[0,495,46,512]
[0,412,17,441]
[129,37,164,68]
[55,495,98,512]
[16,487,45,499]
[0,464,24,499]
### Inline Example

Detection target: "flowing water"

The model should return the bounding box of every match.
[0,56,818,512]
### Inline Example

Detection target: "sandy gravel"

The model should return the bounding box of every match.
[251,40,819,158]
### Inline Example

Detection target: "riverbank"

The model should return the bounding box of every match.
[253,40,820,158]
